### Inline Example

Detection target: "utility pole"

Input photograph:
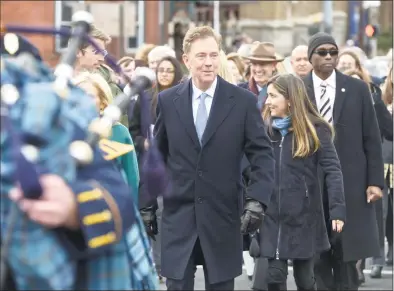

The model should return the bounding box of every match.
[158,0,164,44]
[323,0,333,34]
[213,1,220,34]
[358,1,365,50]
[137,0,145,47]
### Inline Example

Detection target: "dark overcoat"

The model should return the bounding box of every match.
[154,76,275,283]
[260,125,346,259]
[303,70,385,261]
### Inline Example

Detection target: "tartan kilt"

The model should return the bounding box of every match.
[2,205,77,290]
[1,202,158,290]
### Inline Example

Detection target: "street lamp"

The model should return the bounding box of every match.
[323,0,333,34]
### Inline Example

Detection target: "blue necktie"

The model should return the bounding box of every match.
[195,93,208,143]
[257,86,267,110]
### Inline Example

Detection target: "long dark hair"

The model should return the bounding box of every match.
[151,56,184,117]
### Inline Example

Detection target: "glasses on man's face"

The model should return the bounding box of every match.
[158,68,175,74]
[94,49,108,57]
[84,48,108,57]
[314,49,339,57]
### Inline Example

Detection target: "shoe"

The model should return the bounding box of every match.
[358,272,365,286]
[369,266,382,279]
[386,246,393,266]
[158,275,165,283]
[356,260,365,286]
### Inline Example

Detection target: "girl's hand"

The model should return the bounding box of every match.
[332,220,344,233]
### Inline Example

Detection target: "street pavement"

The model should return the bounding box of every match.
[159,259,393,290]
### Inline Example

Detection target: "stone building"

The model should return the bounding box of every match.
[2,1,390,66]
[238,1,349,55]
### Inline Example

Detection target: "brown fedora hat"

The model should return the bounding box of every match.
[245,41,284,63]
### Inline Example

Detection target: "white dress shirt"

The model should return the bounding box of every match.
[192,77,218,124]
[312,70,336,114]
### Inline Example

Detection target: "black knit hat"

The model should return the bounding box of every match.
[307,32,338,61]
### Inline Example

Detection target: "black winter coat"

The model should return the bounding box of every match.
[260,124,346,260]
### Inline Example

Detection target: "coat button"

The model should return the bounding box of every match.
[197,197,203,203]
[198,171,203,177]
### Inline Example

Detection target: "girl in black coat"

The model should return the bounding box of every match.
[256,74,346,291]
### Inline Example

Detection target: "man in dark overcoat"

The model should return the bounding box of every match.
[303,32,385,290]
[154,26,275,290]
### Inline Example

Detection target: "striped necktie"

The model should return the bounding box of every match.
[195,93,209,143]
[319,82,333,124]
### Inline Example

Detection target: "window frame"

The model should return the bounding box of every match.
[54,0,86,53]
[124,0,142,54]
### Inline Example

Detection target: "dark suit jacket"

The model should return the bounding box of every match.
[129,90,156,155]
[128,89,159,209]
[154,76,275,283]
[303,70,384,261]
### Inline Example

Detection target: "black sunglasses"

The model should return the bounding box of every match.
[314,49,339,57]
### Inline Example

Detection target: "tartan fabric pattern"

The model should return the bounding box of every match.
[1,57,158,290]
[85,205,159,290]
[1,198,159,290]
[1,200,77,290]
[125,205,158,290]
[0,58,99,192]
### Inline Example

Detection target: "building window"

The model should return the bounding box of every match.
[124,1,139,53]
[54,1,86,52]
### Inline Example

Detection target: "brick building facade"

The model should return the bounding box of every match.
[1,0,161,67]
[2,1,391,66]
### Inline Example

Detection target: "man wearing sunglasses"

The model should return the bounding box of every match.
[303,32,384,290]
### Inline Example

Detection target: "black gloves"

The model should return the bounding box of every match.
[140,206,158,240]
[241,197,265,234]
[249,231,261,258]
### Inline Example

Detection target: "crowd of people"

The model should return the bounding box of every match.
[1,20,392,291]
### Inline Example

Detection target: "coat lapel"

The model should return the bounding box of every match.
[304,72,317,109]
[333,70,348,124]
[201,77,236,147]
[173,79,200,148]
[304,70,348,125]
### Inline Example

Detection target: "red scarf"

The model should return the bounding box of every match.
[248,77,259,96]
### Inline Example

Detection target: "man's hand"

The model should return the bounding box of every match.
[144,139,150,151]
[9,174,79,229]
[140,206,158,240]
[366,186,383,203]
[241,198,264,234]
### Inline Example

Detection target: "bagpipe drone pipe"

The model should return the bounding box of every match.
[0,11,168,290]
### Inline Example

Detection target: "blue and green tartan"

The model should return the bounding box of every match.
[1,200,158,290]
[85,204,159,290]
[1,55,158,290]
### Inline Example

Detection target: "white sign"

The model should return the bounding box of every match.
[363,1,381,9]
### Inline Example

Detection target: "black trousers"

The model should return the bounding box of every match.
[165,238,235,291]
[269,259,316,291]
[386,188,393,246]
[314,236,358,290]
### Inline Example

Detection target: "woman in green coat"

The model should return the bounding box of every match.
[74,71,140,204]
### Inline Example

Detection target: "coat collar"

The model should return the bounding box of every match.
[173,76,236,149]
[304,69,348,125]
